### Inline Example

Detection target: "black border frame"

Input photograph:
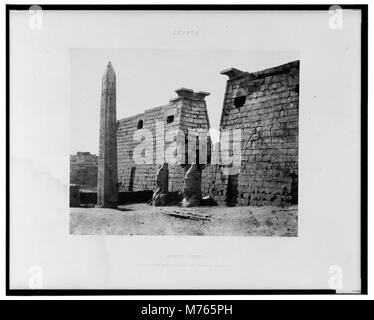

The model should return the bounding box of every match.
[5,4,368,296]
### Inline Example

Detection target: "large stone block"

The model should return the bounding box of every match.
[182,164,201,207]
[152,163,169,206]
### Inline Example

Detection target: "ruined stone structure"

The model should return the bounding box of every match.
[117,88,211,194]
[69,184,80,207]
[182,164,202,207]
[152,163,169,206]
[202,61,299,206]
[70,152,98,190]
[97,62,118,208]
[115,60,299,207]
[74,60,299,208]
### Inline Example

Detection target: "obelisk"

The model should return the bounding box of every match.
[97,61,118,208]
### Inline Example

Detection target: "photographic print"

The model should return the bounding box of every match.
[69,49,299,236]
[8,5,365,293]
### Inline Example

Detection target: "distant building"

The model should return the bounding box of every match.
[70,152,98,191]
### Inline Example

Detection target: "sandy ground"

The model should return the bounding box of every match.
[70,204,297,236]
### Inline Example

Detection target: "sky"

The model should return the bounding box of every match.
[71,49,298,155]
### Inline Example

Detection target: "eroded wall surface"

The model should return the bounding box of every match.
[203,61,299,206]
[113,61,299,206]
[117,89,211,194]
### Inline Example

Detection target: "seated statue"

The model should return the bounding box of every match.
[182,164,201,207]
[152,163,169,206]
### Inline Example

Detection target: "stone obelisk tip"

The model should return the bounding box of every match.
[103,61,115,75]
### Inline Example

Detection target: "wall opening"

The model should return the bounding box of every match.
[129,167,136,192]
[166,115,174,124]
[137,120,143,129]
[225,173,239,207]
[234,96,246,108]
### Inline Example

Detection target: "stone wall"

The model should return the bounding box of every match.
[70,152,98,191]
[117,88,210,193]
[203,60,299,206]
